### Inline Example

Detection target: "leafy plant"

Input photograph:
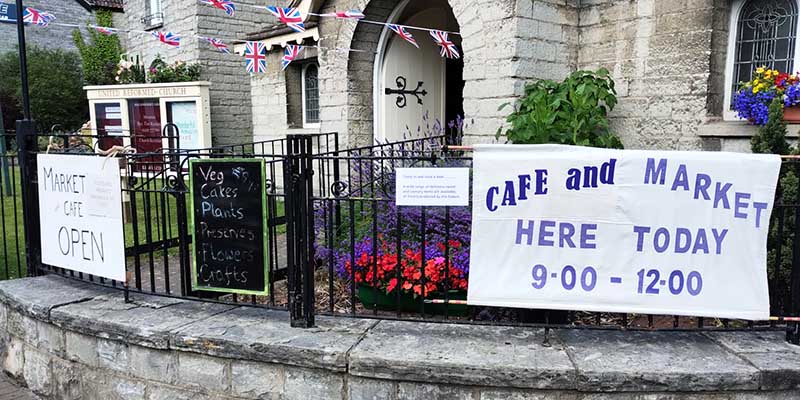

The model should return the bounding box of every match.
[115,55,146,84]
[147,55,201,83]
[0,46,88,132]
[72,10,123,85]
[752,97,791,155]
[751,96,797,315]
[497,68,623,149]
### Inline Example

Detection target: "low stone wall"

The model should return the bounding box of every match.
[0,276,798,400]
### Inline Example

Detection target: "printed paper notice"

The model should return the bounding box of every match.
[395,168,469,206]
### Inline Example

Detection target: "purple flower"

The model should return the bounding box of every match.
[733,89,775,126]
[785,84,800,108]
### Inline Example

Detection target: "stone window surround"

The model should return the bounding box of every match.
[141,0,163,30]
[722,0,800,121]
[302,62,321,129]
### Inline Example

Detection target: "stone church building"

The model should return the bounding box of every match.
[108,0,791,152]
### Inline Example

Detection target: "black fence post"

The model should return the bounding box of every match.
[285,134,315,328]
[15,120,40,277]
[14,0,42,277]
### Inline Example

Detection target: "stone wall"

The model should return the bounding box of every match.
[114,0,267,145]
[577,0,716,149]
[250,0,582,148]
[461,0,579,145]
[197,0,268,145]
[0,0,95,53]
[251,44,321,143]
[1,276,799,400]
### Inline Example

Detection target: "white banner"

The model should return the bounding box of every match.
[38,154,126,281]
[467,145,781,320]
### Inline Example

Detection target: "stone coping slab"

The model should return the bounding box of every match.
[2,275,799,392]
[50,294,236,349]
[348,320,576,389]
[170,306,376,371]
[556,329,760,392]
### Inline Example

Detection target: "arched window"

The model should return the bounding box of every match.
[725,0,799,118]
[302,63,320,126]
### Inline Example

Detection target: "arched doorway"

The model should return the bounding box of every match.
[374,0,463,142]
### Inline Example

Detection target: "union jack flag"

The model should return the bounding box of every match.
[23,7,55,27]
[244,41,267,74]
[281,45,303,71]
[199,0,235,17]
[430,30,459,59]
[92,26,118,35]
[333,10,364,19]
[266,6,304,33]
[387,24,418,48]
[152,31,181,48]
[203,37,230,54]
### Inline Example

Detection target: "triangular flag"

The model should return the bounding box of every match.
[266,6,305,32]
[282,45,303,71]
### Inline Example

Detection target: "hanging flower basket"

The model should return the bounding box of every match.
[733,67,800,125]
[784,105,800,123]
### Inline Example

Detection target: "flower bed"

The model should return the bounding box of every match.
[315,154,472,311]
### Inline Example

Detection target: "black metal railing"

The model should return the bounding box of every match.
[0,128,797,343]
[306,135,800,343]
[0,132,25,280]
[23,129,337,312]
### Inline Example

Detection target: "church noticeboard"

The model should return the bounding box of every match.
[190,159,269,295]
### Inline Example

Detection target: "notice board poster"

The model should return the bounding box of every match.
[167,101,200,150]
[129,99,162,153]
[190,159,269,295]
[37,154,126,281]
[467,145,781,320]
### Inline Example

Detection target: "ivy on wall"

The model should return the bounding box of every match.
[72,10,123,86]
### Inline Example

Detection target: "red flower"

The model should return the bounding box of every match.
[346,239,468,298]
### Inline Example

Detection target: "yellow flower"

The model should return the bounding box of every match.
[757,66,766,74]
[754,78,760,85]
[753,86,760,93]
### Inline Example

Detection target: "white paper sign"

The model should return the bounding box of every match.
[396,168,470,206]
[38,154,126,281]
[467,145,781,320]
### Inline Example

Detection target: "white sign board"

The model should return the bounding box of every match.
[38,154,126,281]
[395,168,470,206]
[467,145,781,320]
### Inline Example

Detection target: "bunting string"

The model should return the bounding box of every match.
[11,2,462,74]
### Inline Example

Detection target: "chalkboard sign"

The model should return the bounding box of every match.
[189,159,268,295]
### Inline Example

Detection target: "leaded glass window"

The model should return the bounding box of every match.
[303,64,320,125]
[732,0,798,104]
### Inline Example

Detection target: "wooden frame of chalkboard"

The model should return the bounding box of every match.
[189,158,269,296]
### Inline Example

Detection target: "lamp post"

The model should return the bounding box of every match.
[14,0,41,277]
[14,0,31,120]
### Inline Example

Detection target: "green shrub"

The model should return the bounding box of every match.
[0,46,88,132]
[751,96,797,314]
[72,10,123,85]
[497,68,623,149]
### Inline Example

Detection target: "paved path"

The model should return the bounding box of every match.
[0,375,38,400]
